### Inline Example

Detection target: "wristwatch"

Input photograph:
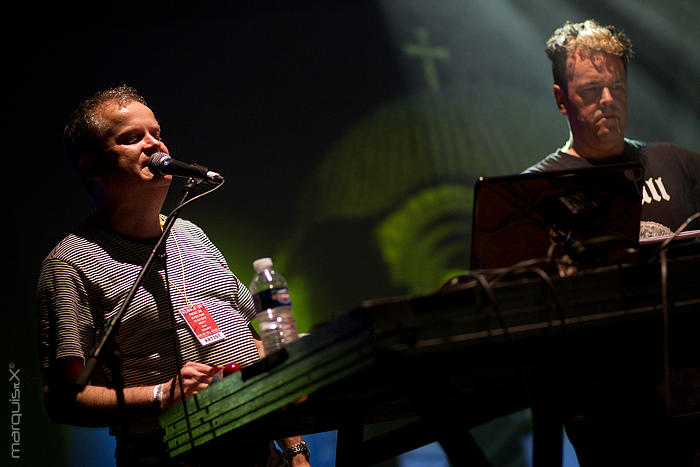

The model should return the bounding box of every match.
[281,440,310,462]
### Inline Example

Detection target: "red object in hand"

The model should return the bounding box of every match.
[223,362,242,375]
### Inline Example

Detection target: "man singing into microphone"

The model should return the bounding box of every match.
[37,85,310,466]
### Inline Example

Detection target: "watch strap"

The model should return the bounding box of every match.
[281,440,310,462]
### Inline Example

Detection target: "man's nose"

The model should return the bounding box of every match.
[143,133,162,151]
[600,87,614,106]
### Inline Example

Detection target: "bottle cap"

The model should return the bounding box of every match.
[253,257,273,273]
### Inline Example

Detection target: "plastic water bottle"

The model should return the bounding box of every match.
[249,257,299,354]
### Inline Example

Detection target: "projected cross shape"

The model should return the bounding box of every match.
[402,27,450,91]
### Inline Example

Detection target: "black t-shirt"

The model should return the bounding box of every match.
[524,139,700,235]
[525,140,700,464]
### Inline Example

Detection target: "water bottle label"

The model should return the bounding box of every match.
[254,287,292,311]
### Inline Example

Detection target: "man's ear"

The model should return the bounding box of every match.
[554,84,568,115]
[77,153,102,180]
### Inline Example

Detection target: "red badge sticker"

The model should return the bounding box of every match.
[179,303,225,346]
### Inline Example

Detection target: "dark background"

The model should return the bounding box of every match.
[6,1,699,465]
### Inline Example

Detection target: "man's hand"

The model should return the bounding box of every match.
[161,361,222,409]
[289,454,311,467]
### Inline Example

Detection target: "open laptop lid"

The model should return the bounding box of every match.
[469,162,644,271]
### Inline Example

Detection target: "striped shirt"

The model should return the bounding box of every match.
[37,215,259,437]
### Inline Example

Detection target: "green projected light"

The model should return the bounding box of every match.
[278,85,565,309]
[296,85,563,226]
[376,184,473,294]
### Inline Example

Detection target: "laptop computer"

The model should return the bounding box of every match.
[469,162,644,271]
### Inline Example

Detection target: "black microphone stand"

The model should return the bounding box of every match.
[75,177,204,463]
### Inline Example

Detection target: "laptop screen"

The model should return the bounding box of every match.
[469,162,644,271]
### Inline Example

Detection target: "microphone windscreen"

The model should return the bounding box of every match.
[148,152,171,169]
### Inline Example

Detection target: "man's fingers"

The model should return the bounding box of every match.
[183,381,210,396]
[163,362,223,407]
[178,362,223,389]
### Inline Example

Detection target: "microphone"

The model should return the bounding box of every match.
[148,152,224,183]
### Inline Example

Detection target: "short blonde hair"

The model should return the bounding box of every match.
[546,19,633,88]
